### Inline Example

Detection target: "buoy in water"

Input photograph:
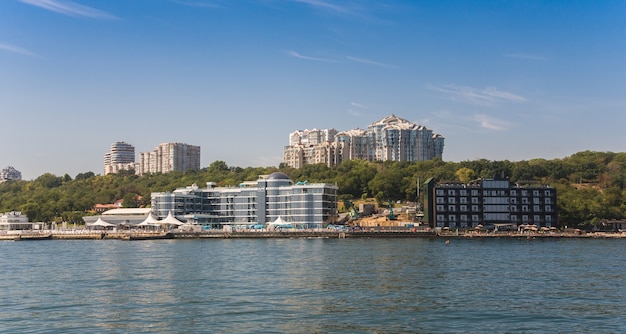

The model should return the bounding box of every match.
[445,240,450,245]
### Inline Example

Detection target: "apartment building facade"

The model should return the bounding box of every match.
[284,114,445,168]
[137,142,200,175]
[423,178,557,229]
[151,172,338,229]
[104,141,136,175]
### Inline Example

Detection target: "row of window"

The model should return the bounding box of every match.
[436,214,554,223]
[436,205,554,212]
[436,189,554,197]
[436,197,553,204]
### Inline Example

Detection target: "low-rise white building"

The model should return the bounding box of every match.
[0,211,33,230]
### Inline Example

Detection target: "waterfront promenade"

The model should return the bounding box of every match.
[2,228,625,240]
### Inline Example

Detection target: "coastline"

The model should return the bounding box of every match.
[2,229,626,241]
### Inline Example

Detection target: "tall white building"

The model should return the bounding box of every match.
[0,166,22,183]
[137,142,200,175]
[284,114,445,168]
[104,142,136,175]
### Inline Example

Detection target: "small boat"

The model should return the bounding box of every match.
[13,233,53,241]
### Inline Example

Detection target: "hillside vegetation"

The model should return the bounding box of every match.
[1,151,625,230]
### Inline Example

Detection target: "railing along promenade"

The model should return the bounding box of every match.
[2,229,626,241]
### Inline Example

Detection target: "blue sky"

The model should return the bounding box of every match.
[1,0,625,180]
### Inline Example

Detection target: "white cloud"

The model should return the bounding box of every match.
[287,50,335,62]
[429,84,527,106]
[350,102,367,108]
[19,0,118,19]
[0,42,38,57]
[289,0,351,14]
[474,114,512,131]
[170,0,220,8]
[347,56,397,69]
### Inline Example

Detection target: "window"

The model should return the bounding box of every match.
[533,198,540,204]
[510,190,517,196]
[436,189,444,196]
[460,205,468,212]
[471,197,479,204]
[436,197,445,204]
[436,205,445,212]
[545,205,552,212]
[472,205,479,212]
[545,190,552,196]
[534,205,540,212]
[448,205,456,212]
[533,190,540,196]
[448,189,456,196]
[471,190,478,196]
[510,198,517,204]
[460,197,467,204]
[449,197,456,204]
[460,190,467,196]
[545,198,551,204]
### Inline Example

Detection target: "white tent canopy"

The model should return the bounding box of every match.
[268,216,290,226]
[91,217,115,227]
[137,214,160,226]
[159,211,183,226]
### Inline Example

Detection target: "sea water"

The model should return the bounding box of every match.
[1,238,625,333]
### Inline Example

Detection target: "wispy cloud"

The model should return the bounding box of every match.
[474,114,512,131]
[347,56,397,69]
[170,0,220,8]
[19,0,118,19]
[504,53,547,61]
[0,42,38,57]
[348,102,368,117]
[429,84,527,106]
[287,50,335,62]
[289,0,352,15]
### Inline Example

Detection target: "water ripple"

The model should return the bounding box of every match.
[1,238,625,333]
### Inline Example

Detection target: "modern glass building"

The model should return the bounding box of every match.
[151,172,338,229]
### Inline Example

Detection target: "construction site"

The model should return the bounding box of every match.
[339,199,425,229]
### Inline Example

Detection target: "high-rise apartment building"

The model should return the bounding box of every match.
[137,142,200,175]
[284,114,445,168]
[104,142,136,175]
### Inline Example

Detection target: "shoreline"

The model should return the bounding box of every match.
[2,229,626,241]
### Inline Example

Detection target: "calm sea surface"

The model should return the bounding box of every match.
[1,237,625,333]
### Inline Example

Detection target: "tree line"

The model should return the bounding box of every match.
[1,151,625,230]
